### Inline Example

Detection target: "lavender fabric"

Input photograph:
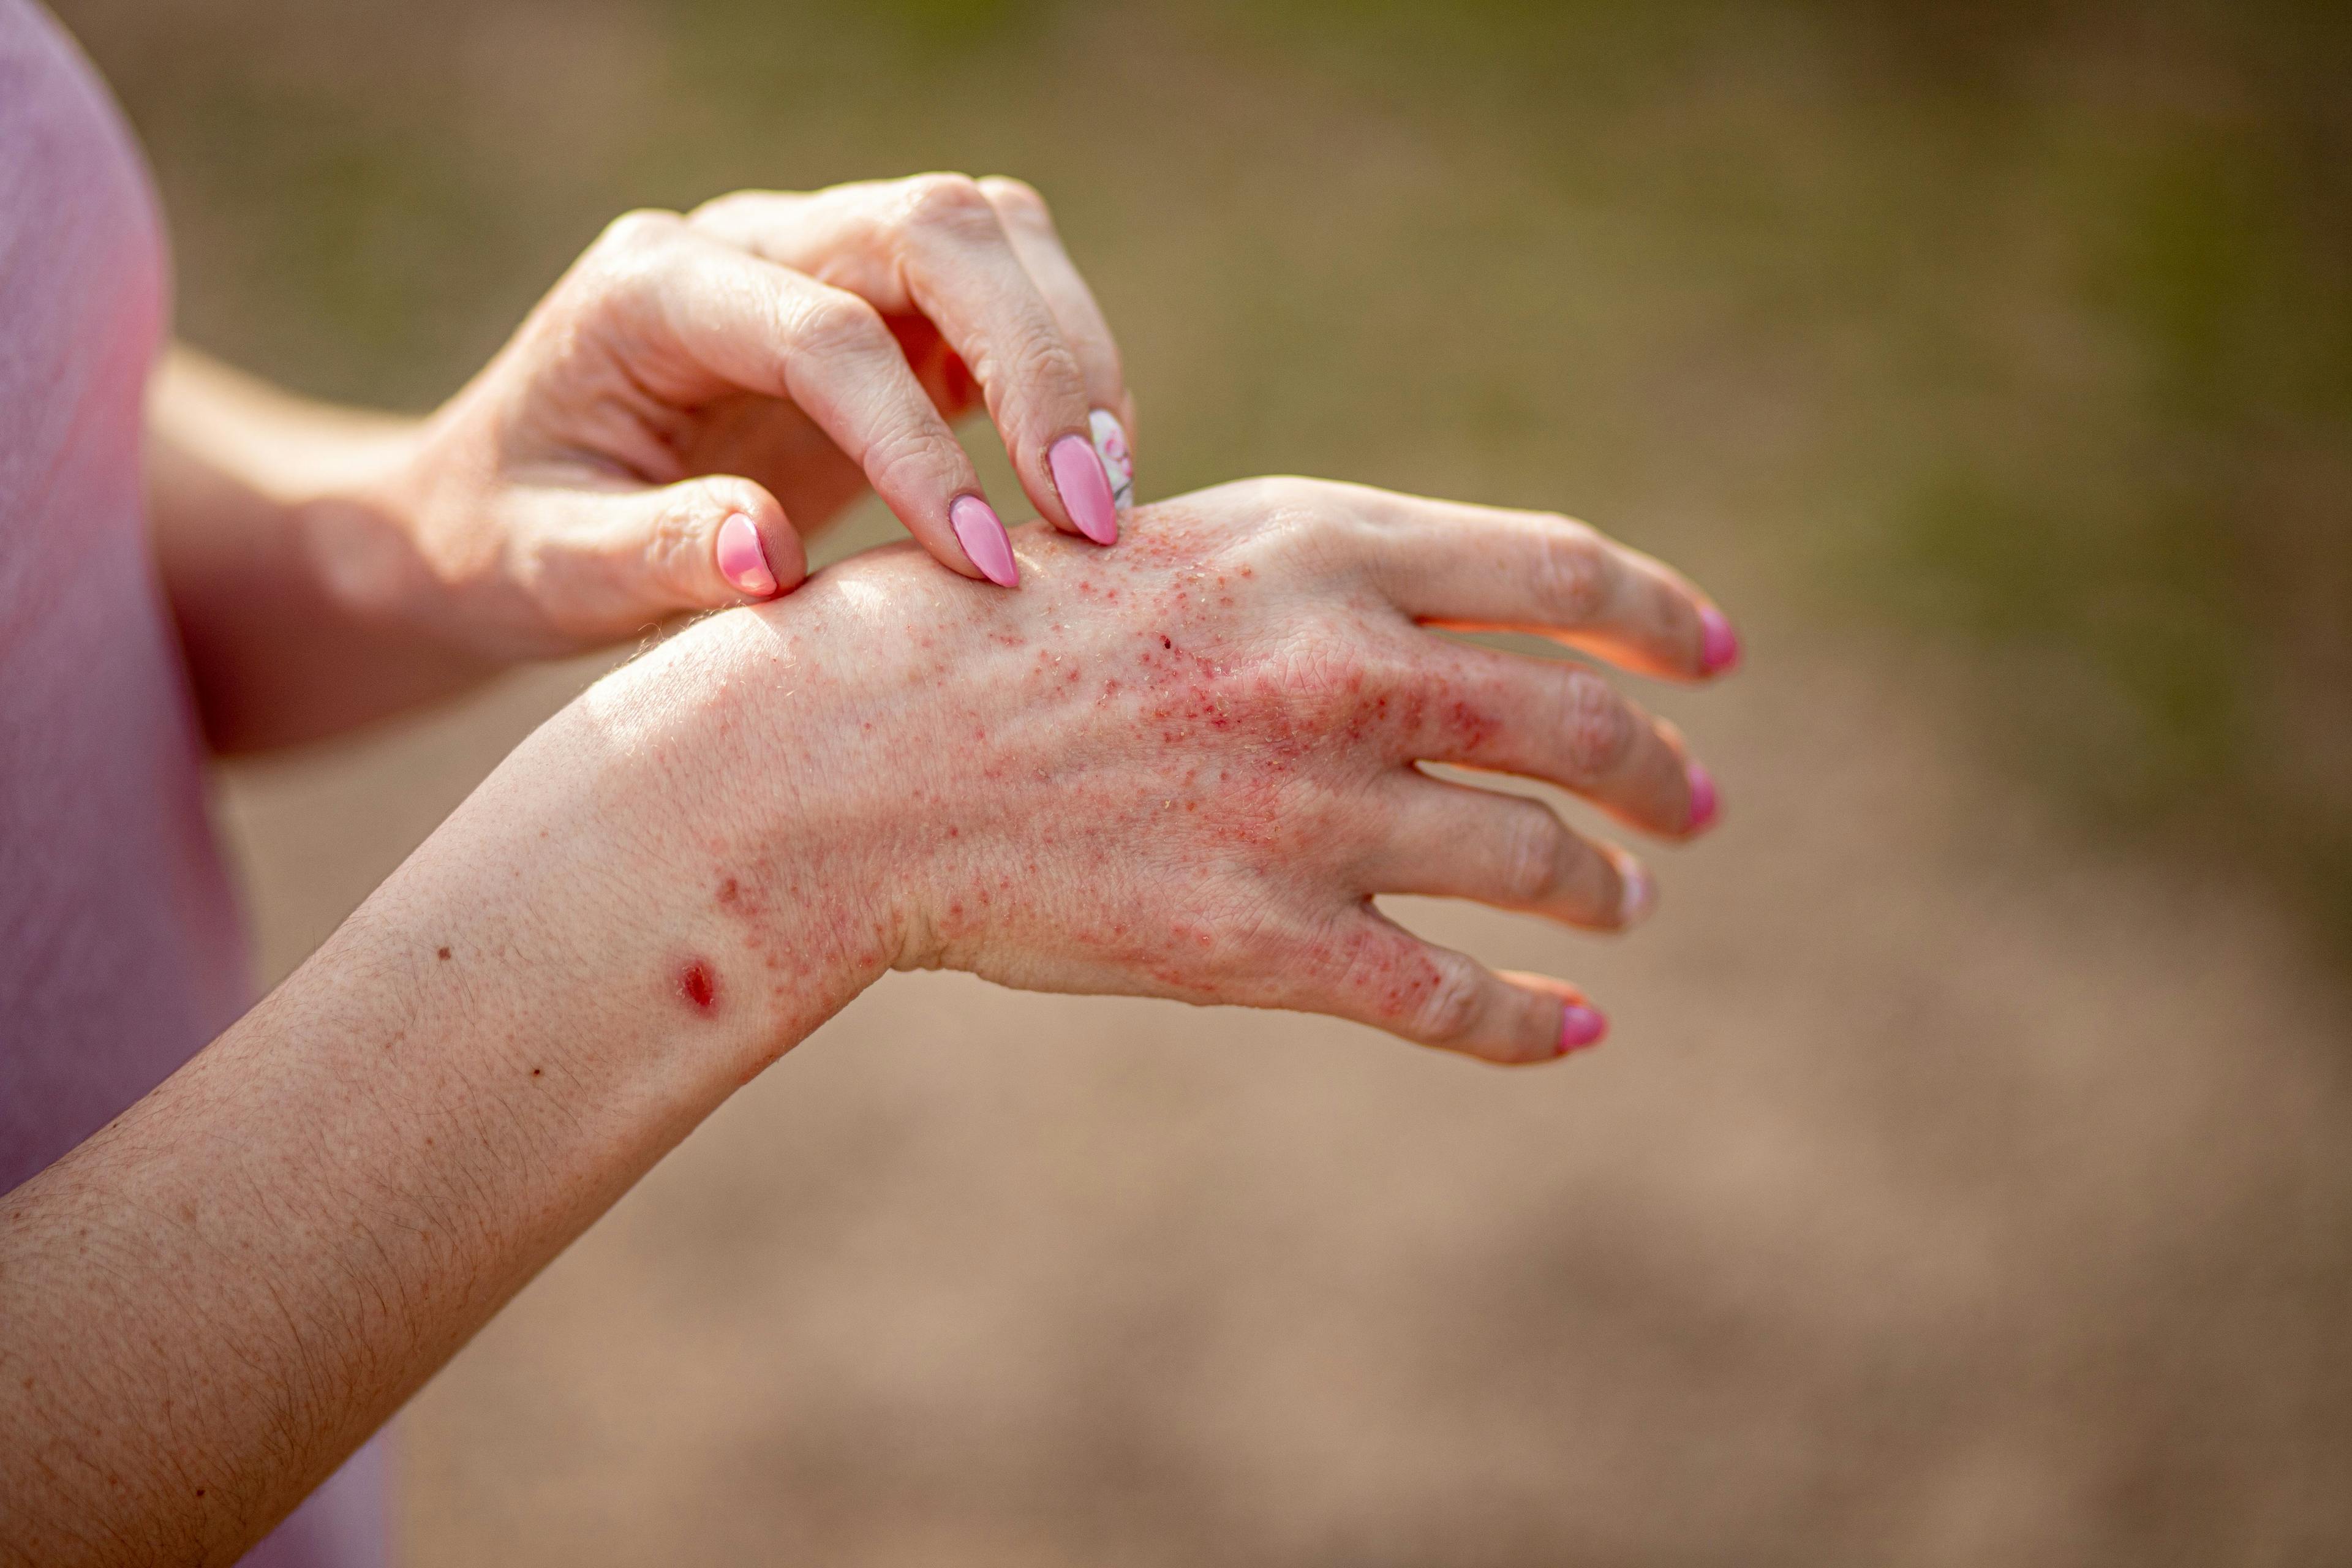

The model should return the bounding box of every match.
[1,4,388,1561]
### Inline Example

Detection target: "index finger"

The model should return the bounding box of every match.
[692,178,1121,546]
[978,176,1137,510]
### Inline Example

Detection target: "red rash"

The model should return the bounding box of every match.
[677,960,718,1014]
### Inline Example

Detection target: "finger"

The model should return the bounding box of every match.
[692,178,1120,545]
[1360,774,1654,931]
[1410,644,1721,840]
[1287,904,1607,1065]
[1347,490,1740,680]
[978,176,1137,512]
[513,473,810,634]
[598,216,1019,586]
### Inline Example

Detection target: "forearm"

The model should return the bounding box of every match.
[146,347,502,751]
[0,619,889,1564]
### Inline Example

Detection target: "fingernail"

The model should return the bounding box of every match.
[1049,432,1119,545]
[1613,854,1656,929]
[715,512,778,598]
[1088,409,1134,513]
[1558,1003,1608,1054]
[949,495,1020,587]
[1686,762,1720,833]
[1699,606,1741,674]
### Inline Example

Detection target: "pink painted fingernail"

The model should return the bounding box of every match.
[1700,605,1742,674]
[949,495,1019,587]
[1558,1003,1608,1054]
[1088,409,1134,512]
[1049,432,1118,545]
[715,513,778,598]
[1686,762,1720,833]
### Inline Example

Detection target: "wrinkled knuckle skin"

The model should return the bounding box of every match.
[1559,670,1635,782]
[897,172,1000,243]
[1532,525,1609,625]
[1409,956,1486,1046]
[1498,807,1566,907]
[646,497,711,592]
[1031,339,1091,405]
[1257,629,1374,731]
[790,291,892,362]
[867,429,969,498]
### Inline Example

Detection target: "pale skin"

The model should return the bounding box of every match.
[0,175,1738,1564]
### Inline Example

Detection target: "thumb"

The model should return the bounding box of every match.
[603,472,808,611]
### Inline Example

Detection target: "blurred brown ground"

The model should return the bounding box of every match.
[49,0,2352,1561]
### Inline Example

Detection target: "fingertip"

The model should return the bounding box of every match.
[1558,1002,1609,1055]
[1048,432,1118,545]
[1610,850,1657,929]
[715,511,780,599]
[1088,408,1134,513]
[948,494,1020,587]
[1493,970,1605,1064]
[681,478,799,606]
[1699,604,1743,675]
[1684,762,1721,835]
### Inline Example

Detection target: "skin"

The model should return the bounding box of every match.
[4,172,1739,1562]
[153,173,1140,750]
[1,478,1731,1562]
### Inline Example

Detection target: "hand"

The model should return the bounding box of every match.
[611,477,1742,1065]
[335,173,1137,658]
[0,480,1735,1562]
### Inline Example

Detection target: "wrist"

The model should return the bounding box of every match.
[292,413,490,651]
[510,608,911,1070]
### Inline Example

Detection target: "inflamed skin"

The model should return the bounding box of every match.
[0,477,1732,1566]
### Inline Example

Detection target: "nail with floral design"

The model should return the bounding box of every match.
[1089,409,1134,513]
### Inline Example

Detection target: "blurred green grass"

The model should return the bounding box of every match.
[56,0,2352,948]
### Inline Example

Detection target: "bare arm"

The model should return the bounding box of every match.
[0,635,868,1561]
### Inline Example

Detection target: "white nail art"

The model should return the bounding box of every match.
[1088,409,1134,511]
[1611,852,1656,928]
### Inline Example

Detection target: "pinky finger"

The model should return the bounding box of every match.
[1303,906,1607,1066]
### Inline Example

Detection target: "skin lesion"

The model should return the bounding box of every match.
[676,959,719,1014]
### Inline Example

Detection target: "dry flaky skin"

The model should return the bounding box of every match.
[0,475,1730,1567]
[624,478,1726,1072]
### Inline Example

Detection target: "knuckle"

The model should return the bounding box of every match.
[1497,805,1567,906]
[570,210,687,314]
[1254,625,1377,731]
[1408,954,1486,1044]
[999,326,1086,399]
[1531,522,1610,624]
[978,175,1052,226]
[1226,477,1356,580]
[1559,670,1635,780]
[592,206,684,260]
[897,172,999,239]
[789,289,891,360]
[684,192,741,227]
[684,189,772,230]
[1245,473,1338,516]
[866,426,969,496]
[645,496,709,590]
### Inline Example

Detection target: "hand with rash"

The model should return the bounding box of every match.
[584,475,1739,1065]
